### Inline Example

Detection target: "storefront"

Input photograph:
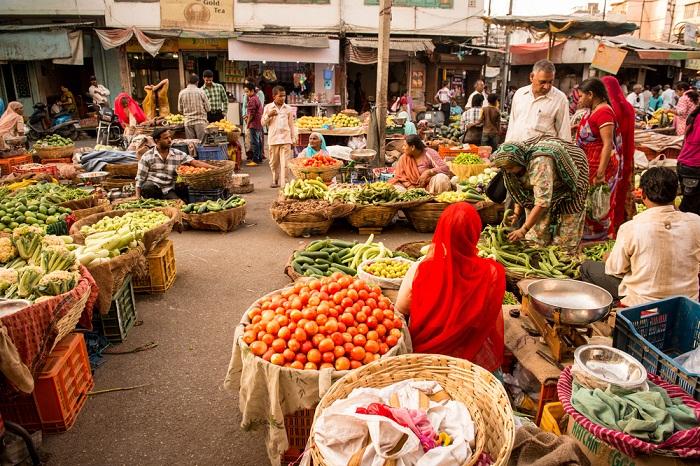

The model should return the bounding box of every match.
[428,51,487,109]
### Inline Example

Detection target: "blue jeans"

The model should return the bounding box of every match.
[249,128,263,163]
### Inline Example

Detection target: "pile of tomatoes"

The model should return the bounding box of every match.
[242,273,403,371]
[177,165,211,175]
[300,154,339,168]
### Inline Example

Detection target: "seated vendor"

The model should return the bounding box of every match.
[581,167,700,306]
[135,128,214,200]
[298,132,329,158]
[398,110,417,136]
[115,93,147,138]
[389,134,453,194]
[0,102,24,150]
[395,203,506,372]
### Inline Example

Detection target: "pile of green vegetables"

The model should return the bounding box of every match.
[283,178,328,200]
[478,217,581,279]
[80,210,170,237]
[453,153,483,165]
[73,230,139,267]
[35,135,73,148]
[115,199,179,210]
[181,196,246,214]
[0,227,81,301]
[396,188,431,202]
[581,240,615,261]
[437,123,464,143]
[325,182,399,205]
[15,183,91,203]
[436,189,486,203]
[290,235,409,278]
[503,291,519,305]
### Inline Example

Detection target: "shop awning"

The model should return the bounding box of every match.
[0,30,72,61]
[237,35,330,48]
[606,36,700,60]
[0,22,94,31]
[483,16,638,39]
[510,41,566,55]
[347,38,434,53]
[228,38,339,64]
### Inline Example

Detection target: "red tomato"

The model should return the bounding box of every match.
[289,310,303,322]
[350,360,362,369]
[342,332,353,343]
[386,335,399,347]
[262,333,275,346]
[312,333,324,348]
[316,314,328,326]
[335,356,351,371]
[390,328,402,338]
[287,339,301,352]
[337,322,347,332]
[347,289,359,302]
[343,342,355,354]
[271,338,286,353]
[243,331,256,345]
[331,332,344,346]
[275,314,289,326]
[353,334,367,346]
[341,297,354,309]
[295,353,307,364]
[308,295,320,307]
[379,343,389,355]
[278,326,291,340]
[249,341,268,356]
[270,353,285,366]
[357,323,369,335]
[358,289,369,300]
[263,349,275,361]
[366,316,378,329]
[304,362,318,370]
[308,279,321,291]
[350,346,366,361]
[324,318,338,333]
[347,326,358,336]
[340,313,355,326]
[307,349,322,364]
[365,340,380,354]
[328,282,340,294]
[290,361,304,370]
[322,352,335,363]
[301,340,313,354]
[320,363,334,369]
[294,328,308,342]
[333,345,345,358]
[355,311,367,323]
[318,338,334,353]
[393,318,403,329]
[366,330,379,341]
[302,308,317,321]
[304,321,319,336]
[283,349,296,362]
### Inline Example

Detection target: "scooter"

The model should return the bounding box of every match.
[26,103,79,142]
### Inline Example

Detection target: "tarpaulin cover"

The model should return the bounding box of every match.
[95,27,165,57]
[0,30,71,61]
[484,15,637,39]
[53,31,84,66]
[510,41,566,55]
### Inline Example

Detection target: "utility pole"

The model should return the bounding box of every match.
[482,0,492,79]
[499,0,514,109]
[376,0,392,166]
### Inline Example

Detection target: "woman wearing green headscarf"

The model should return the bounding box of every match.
[492,136,590,251]
[299,132,329,158]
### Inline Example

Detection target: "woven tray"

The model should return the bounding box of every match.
[276,218,333,238]
[289,159,343,183]
[179,160,235,189]
[404,202,450,233]
[347,205,398,229]
[476,200,504,225]
[183,205,246,232]
[105,162,138,178]
[34,144,75,160]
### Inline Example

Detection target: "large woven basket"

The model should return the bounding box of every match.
[404,202,450,233]
[276,218,333,237]
[289,158,343,182]
[183,205,246,232]
[309,354,515,466]
[179,160,235,189]
[35,144,75,160]
[347,205,398,229]
[72,198,112,221]
[475,200,504,225]
[105,162,138,178]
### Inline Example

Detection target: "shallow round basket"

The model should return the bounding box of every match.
[289,159,342,183]
[179,160,235,189]
[357,257,415,290]
[404,202,450,233]
[309,354,515,466]
[347,204,398,229]
[105,162,138,178]
[276,218,333,237]
[35,144,75,160]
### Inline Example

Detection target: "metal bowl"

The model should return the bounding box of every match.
[350,149,377,163]
[574,345,647,390]
[527,279,612,326]
[78,171,110,183]
[0,299,32,319]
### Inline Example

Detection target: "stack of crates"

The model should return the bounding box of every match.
[133,239,177,294]
[0,333,94,433]
[196,143,227,161]
[92,276,137,343]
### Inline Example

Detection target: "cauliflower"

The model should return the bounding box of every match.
[0,237,17,264]
[0,267,18,293]
[17,265,44,298]
[12,225,44,260]
[39,245,77,272]
[42,235,66,248]
[37,270,79,296]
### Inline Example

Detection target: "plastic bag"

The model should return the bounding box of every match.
[587,184,611,221]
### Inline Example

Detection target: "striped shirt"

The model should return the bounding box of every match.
[201,82,228,113]
[178,84,210,126]
[135,147,193,193]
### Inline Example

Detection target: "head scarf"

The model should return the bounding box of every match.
[305,132,327,157]
[114,92,147,127]
[602,76,636,233]
[493,136,589,215]
[0,102,24,135]
[409,203,505,371]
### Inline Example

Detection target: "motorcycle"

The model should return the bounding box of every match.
[26,103,79,141]
[415,103,446,128]
[91,103,126,149]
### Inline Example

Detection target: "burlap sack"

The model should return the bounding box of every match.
[72,198,112,221]
[89,246,147,315]
[223,288,412,466]
[183,205,246,232]
[69,207,181,253]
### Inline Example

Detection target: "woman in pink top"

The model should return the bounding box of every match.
[678,105,700,214]
[668,82,699,136]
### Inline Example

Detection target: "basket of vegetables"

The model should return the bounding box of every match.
[357,257,414,290]
[380,188,433,210]
[181,195,247,232]
[289,154,343,182]
[448,152,489,181]
[271,199,354,238]
[339,182,401,230]
[104,162,138,178]
[33,136,75,159]
[176,160,235,189]
[404,201,450,233]
[72,198,112,221]
[113,198,182,210]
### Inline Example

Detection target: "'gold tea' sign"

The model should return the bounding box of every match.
[161,0,234,31]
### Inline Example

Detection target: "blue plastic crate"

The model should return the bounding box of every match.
[196,144,227,161]
[613,296,700,400]
[188,187,228,204]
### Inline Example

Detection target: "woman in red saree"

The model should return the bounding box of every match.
[602,76,636,233]
[395,202,506,371]
[114,92,147,137]
[576,78,622,240]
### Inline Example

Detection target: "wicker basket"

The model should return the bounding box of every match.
[34,144,75,160]
[449,162,489,181]
[101,177,134,191]
[276,218,333,237]
[395,241,431,259]
[309,354,515,466]
[404,202,450,233]
[476,200,504,225]
[105,162,138,178]
[72,198,112,221]
[289,158,343,182]
[179,160,235,189]
[347,205,398,229]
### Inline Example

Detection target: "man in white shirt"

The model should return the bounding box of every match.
[504,59,571,143]
[581,167,700,306]
[466,79,488,108]
[662,84,677,109]
[88,76,110,107]
[434,81,454,125]
[626,84,646,116]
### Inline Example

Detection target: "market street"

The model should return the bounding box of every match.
[41,165,431,465]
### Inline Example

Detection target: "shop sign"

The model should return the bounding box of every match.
[411,71,424,90]
[161,0,234,31]
[687,59,700,71]
[591,42,627,75]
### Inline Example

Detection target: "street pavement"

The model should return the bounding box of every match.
[42,163,431,465]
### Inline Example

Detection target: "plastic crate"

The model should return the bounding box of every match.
[539,402,565,436]
[196,144,227,161]
[188,187,228,204]
[92,276,137,343]
[13,163,59,178]
[282,407,316,464]
[40,157,73,165]
[0,154,32,175]
[614,296,700,400]
[133,239,176,293]
[0,333,94,433]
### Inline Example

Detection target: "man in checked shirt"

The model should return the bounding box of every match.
[201,69,228,123]
[178,73,210,141]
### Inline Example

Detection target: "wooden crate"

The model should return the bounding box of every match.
[133,239,176,293]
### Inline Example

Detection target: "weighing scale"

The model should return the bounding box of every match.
[349,149,377,183]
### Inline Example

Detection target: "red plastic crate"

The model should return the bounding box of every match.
[13,163,59,178]
[0,154,32,175]
[42,157,73,165]
[0,333,94,433]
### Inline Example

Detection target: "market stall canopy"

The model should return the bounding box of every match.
[0,22,93,61]
[606,36,700,60]
[227,37,339,63]
[346,38,434,64]
[95,27,165,57]
[483,15,638,39]
[510,41,566,55]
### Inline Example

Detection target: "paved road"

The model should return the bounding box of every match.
[43,165,430,465]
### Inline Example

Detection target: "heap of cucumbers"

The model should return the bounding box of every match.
[181,195,246,214]
[291,239,358,277]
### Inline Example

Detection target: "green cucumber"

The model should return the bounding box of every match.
[294,256,314,265]
[297,251,330,259]
[332,264,357,275]
[331,240,355,248]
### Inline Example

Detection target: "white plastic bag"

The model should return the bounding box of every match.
[587,184,612,221]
